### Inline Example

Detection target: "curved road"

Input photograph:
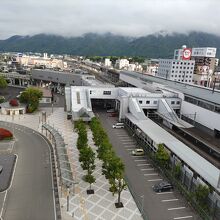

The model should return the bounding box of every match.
[0,122,55,220]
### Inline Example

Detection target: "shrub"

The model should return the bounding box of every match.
[0,128,13,140]
[0,96,5,104]
[9,99,19,106]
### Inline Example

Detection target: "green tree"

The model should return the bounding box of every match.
[155,144,170,167]
[19,87,43,112]
[79,146,96,192]
[103,156,126,207]
[0,76,7,95]
[194,184,210,209]
[173,162,182,179]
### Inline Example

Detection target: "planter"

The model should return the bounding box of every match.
[87,189,94,194]
[115,202,124,208]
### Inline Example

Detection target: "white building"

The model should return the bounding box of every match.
[115,59,129,69]
[104,58,112,67]
[156,59,195,83]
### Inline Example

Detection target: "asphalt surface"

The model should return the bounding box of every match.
[0,87,24,101]
[0,154,16,192]
[97,111,201,220]
[0,122,55,220]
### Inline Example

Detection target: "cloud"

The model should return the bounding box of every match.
[0,0,220,39]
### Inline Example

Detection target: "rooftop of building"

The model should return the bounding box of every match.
[121,71,220,105]
[125,113,220,192]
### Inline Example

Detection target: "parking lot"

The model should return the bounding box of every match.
[97,111,201,220]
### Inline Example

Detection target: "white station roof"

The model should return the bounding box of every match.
[126,113,220,192]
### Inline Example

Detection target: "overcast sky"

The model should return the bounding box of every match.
[0,0,220,39]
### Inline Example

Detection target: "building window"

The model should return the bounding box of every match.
[153,100,158,104]
[146,100,150,104]
[90,91,92,94]
[171,101,175,104]
[103,91,111,95]
[176,101,180,104]
[139,100,143,104]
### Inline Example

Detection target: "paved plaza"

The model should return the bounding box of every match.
[0,107,143,220]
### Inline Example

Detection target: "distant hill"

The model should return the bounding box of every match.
[0,32,220,58]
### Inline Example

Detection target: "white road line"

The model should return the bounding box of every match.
[148,179,163,182]
[124,145,135,148]
[137,164,150,166]
[134,159,146,162]
[122,142,135,144]
[141,168,152,171]
[157,191,173,195]
[126,148,134,151]
[168,207,186,211]
[173,216,193,219]
[162,199,179,202]
[141,168,154,171]
[144,173,158,176]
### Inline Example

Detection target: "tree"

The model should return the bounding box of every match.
[19,87,43,113]
[194,184,210,209]
[103,156,126,208]
[0,76,7,94]
[173,162,182,179]
[79,146,96,194]
[155,144,170,167]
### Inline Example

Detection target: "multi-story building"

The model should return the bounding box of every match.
[115,59,129,69]
[158,46,217,87]
[191,47,217,86]
[156,59,195,83]
[104,58,112,67]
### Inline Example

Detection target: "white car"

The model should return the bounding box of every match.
[112,123,124,128]
[132,149,144,156]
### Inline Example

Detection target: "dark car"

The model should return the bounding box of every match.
[153,181,173,192]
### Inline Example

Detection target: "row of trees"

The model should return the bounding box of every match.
[86,56,145,64]
[75,120,96,194]
[90,117,126,208]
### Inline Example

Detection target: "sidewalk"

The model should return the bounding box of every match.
[0,108,143,220]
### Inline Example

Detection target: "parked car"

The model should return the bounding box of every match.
[153,181,173,192]
[112,123,124,128]
[132,148,144,156]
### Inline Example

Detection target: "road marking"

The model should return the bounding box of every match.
[117,135,127,137]
[168,207,185,211]
[126,148,134,151]
[144,173,158,176]
[148,179,163,182]
[162,199,179,202]
[134,159,146,162]
[124,145,135,148]
[157,191,173,195]
[137,164,150,166]
[141,168,154,171]
[122,142,135,144]
[173,216,193,219]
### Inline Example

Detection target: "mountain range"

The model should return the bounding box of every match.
[0,32,220,58]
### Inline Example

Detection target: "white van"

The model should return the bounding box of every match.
[112,123,124,128]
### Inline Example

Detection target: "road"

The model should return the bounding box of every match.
[97,111,200,220]
[0,122,55,220]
